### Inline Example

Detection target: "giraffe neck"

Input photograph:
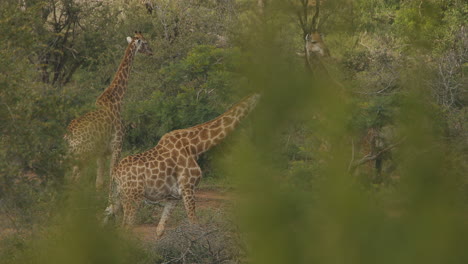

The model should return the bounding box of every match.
[96,41,138,110]
[184,94,259,155]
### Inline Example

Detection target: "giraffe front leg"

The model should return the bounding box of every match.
[156,200,176,239]
[109,122,124,177]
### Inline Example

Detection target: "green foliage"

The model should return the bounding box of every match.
[230,24,467,264]
[1,0,468,263]
[0,49,68,193]
[1,184,161,264]
[123,45,242,151]
[393,1,444,49]
[351,93,401,131]
[325,0,397,34]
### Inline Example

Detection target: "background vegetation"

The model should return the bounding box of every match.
[1,0,467,263]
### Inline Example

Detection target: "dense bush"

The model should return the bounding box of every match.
[123,45,243,151]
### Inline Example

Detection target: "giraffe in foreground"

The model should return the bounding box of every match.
[104,94,260,238]
[64,32,153,189]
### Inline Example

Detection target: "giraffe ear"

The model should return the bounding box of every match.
[126,36,132,44]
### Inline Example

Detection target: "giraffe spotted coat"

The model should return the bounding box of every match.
[64,32,153,189]
[105,94,260,238]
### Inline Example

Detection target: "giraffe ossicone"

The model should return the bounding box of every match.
[104,94,260,238]
[64,32,153,189]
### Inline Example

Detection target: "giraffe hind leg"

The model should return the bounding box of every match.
[71,165,81,181]
[156,200,176,239]
[122,197,141,227]
[182,186,197,223]
[102,198,121,225]
[71,161,86,183]
[179,164,202,224]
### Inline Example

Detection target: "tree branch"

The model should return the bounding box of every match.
[349,137,406,173]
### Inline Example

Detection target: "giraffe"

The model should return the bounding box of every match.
[103,94,260,238]
[64,31,153,189]
[304,30,334,79]
[298,0,332,76]
[305,32,330,59]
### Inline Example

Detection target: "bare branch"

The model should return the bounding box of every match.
[162,228,220,264]
[349,138,406,173]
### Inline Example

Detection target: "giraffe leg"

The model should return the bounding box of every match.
[122,198,140,227]
[71,161,86,183]
[102,198,121,225]
[179,163,202,224]
[156,200,176,239]
[181,184,197,224]
[109,122,123,181]
[96,156,106,189]
[71,165,81,181]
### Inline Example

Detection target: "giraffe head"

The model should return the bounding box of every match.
[305,31,330,58]
[126,31,153,56]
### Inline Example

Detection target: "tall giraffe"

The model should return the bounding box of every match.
[64,32,153,189]
[297,0,332,76]
[305,32,330,59]
[304,31,333,79]
[104,94,260,238]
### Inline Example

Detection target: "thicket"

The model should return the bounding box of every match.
[1,0,467,263]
